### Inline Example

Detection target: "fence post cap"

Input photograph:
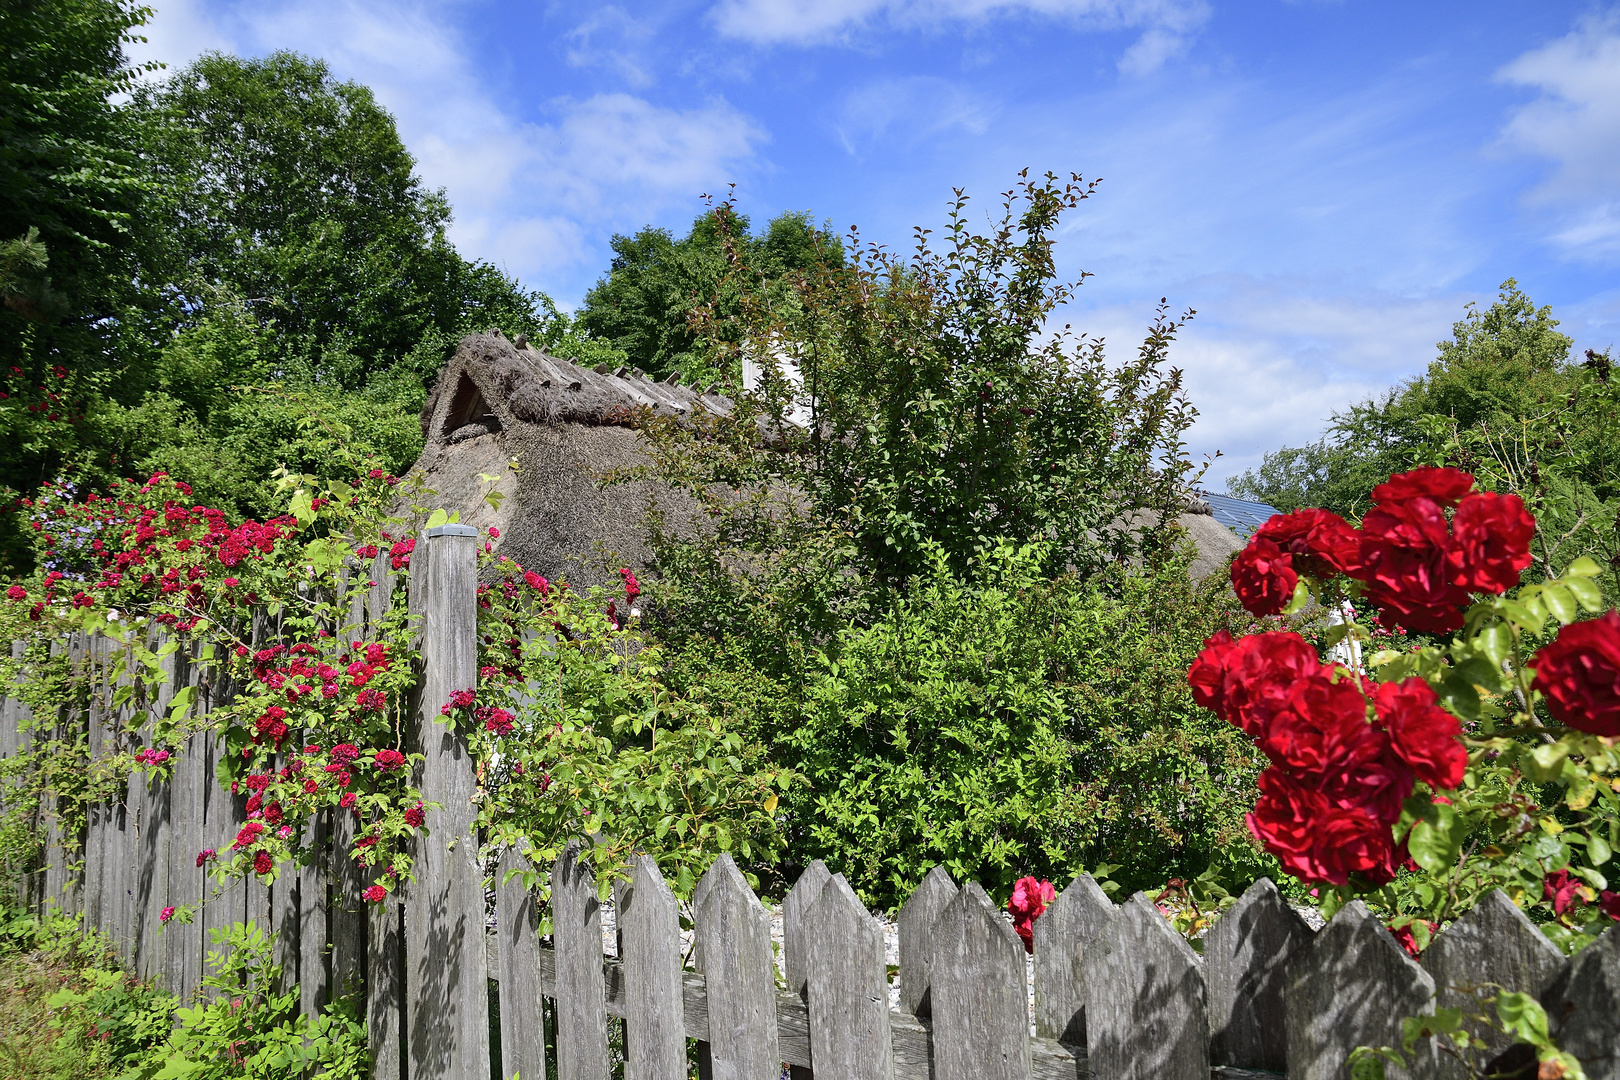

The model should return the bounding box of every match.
[426,524,479,538]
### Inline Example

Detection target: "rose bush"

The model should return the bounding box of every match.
[1196,467,1619,1077]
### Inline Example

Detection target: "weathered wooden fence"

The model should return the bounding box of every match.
[3,525,1618,1080]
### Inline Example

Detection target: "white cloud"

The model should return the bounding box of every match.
[709,0,1208,75]
[1069,279,1470,486]
[1498,13,1620,257]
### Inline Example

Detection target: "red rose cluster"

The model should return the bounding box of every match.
[1230,468,1534,633]
[1531,610,1620,737]
[1007,876,1055,953]
[1190,629,1467,885]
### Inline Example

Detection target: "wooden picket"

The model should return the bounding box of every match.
[5,529,1620,1080]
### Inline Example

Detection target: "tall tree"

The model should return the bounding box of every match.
[579,206,843,385]
[128,50,542,392]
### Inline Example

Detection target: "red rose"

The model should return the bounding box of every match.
[1246,768,1400,886]
[262,801,283,826]
[1373,678,1467,790]
[1231,538,1298,617]
[340,792,357,808]
[1389,920,1436,958]
[1257,673,1385,782]
[1600,891,1620,921]
[1543,869,1584,916]
[245,794,263,816]
[1531,612,1620,737]
[253,850,273,875]
[373,748,406,771]
[1007,876,1055,954]
[1356,496,1473,634]
[1188,630,1324,738]
[1370,467,1476,509]
[1448,491,1534,594]
[1318,730,1413,828]
[364,885,387,903]
[404,804,425,828]
[1253,509,1363,578]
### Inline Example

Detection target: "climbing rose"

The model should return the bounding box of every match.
[1356,471,1476,634]
[1601,891,1620,921]
[364,885,387,903]
[404,804,425,828]
[1531,612,1620,737]
[1448,491,1534,594]
[253,851,273,875]
[5,585,25,601]
[1251,508,1362,579]
[1187,630,1324,739]
[1255,672,1383,782]
[1389,921,1435,958]
[1246,769,1401,886]
[196,849,216,867]
[1230,538,1298,617]
[331,743,360,763]
[160,906,176,924]
[356,688,386,712]
[1370,467,1476,509]
[374,749,406,771]
[339,792,357,809]
[1373,678,1467,790]
[1007,876,1056,953]
[1543,869,1584,916]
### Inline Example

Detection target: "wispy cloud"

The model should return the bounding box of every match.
[1498,13,1620,258]
[708,0,1208,74]
[836,76,993,152]
[1072,278,1470,485]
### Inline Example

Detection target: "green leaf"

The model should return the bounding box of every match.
[1542,584,1576,625]
[1525,741,1571,783]
[1565,575,1603,612]
[1475,624,1511,669]
[1283,577,1311,616]
[1408,803,1462,873]
[1589,833,1612,866]
[1565,556,1602,578]
[1495,992,1551,1046]
[426,508,449,529]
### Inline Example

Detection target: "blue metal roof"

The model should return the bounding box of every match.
[1201,492,1282,539]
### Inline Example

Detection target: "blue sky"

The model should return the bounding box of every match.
[132,1,1620,487]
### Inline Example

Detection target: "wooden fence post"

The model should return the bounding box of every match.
[496,845,548,1080]
[405,522,489,1080]
[1285,899,1435,1080]
[1204,877,1313,1072]
[164,646,207,1002]
[930,881,1030,1080]
[1542,925,1619,1080]
[781,860,830,1004]
[1087,891,1209,1080]
[1032,872,1114,1046]
[1423,889,1564,1079]
[805,873,893,1080]
[694,853,780,1080]
[554,842,610,1080]
[897,865,957,1018]
[615,853,683,1080]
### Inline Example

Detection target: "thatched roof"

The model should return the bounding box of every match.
[410,333,1242,586]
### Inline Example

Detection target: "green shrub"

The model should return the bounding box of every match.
[780,540,1268,908]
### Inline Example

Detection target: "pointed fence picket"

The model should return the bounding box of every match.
[6,537,1620,1080]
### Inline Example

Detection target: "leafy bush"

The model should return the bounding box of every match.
[745,541,1264,908]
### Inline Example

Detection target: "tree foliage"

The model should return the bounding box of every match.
[578,205,843,385]
[1230,281,1620,591]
